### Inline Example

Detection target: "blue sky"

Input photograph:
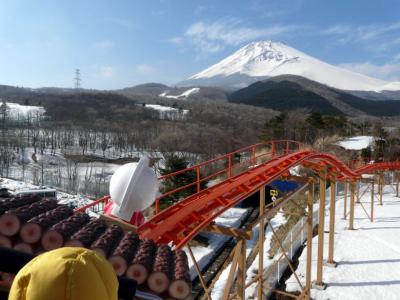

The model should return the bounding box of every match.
[1,0,400,89]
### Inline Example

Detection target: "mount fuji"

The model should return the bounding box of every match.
[179,41,400,92]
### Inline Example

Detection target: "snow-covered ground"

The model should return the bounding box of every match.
[144,104,189,120]
[337,136,375,150]
[286,183,400,299]
[6,102,45,120]
[159,87,200,99]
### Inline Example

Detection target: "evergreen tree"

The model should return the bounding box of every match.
[159,153,207,208]
[0,98,10,138]
[306,111,325,129]
[261,112,287,140]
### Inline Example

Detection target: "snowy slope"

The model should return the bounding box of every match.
[6,102,45,120]
[337,136,375,150]
[159,87,200,99]
[183,41,400,92]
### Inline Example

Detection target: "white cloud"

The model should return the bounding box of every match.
[168,37,184,45]
[323,22,400,46]
[107,18,134,29]
[136,64,157,75]
[339,61,400,81]
[179,19,301,53]
[99,66,114,78]
[92,39,115,50]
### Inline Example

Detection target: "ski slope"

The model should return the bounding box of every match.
[286,183,400,299]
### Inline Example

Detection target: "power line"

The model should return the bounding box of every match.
[74,69,81,89]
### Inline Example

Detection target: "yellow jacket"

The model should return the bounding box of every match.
[9,247,119,300]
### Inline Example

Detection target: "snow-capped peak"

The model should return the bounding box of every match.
[184,40,400,92]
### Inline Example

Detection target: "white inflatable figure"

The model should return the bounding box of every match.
[109,157,158,222]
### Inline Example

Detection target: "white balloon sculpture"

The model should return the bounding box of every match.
[109,157,158,222]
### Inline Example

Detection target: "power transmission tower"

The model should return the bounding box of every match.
[74,69,81,89]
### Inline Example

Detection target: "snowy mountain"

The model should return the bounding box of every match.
[180,41,400,92]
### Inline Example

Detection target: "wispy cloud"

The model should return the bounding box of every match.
[176,19,302,54]
[136,64,158,75]
[168,37,184,45]
[99,66,114,78]
[339,61,400,81]
[107,18,134,29]
[92,39,115,50]
[323,22,400,48]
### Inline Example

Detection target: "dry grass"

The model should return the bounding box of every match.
[268,192,308,258]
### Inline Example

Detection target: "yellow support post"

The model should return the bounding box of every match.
[371,179,374,222]
[237,238,246,300]
[305,181,314,300]
[343,181,348,220]
[327,177,337,267]
[379,173,383,205]
[258,186,265,300]
[348,181,356,230]
[314,169,326,289]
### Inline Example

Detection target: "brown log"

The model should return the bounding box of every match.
[0,235,11,248]
[0,272,15,288]
[41,213,90,251]
[20,205,73,244]
[0,195,41,215]
[13,242,33,254]
[90,224,124,258]
[148,244,173,294]
[126,239,157,284]
[0,199,58,237]
[168,250,191,300]
[108,231,140,276]
[65,218,107,248]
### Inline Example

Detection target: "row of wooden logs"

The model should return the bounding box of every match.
[0,196,191,299]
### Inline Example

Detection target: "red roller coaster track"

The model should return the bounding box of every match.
[77,140,400,251]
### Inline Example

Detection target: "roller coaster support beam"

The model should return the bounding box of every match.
[327,176,337,267]
[348,181,356,230]
[314,168,327,289]
[258,186,265,300]
[371,179,375,222]
[378,173,383,205]
[305,179,314,300]
[343,181,348,220]
[356,180,360,204]
[237,237,247,300]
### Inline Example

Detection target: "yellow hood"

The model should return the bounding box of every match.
[9,247,118,300]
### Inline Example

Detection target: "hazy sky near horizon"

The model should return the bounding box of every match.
[1,0,400,89]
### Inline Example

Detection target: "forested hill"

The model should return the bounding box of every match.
[228,75,400,116]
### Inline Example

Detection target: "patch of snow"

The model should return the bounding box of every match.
[337,135,375,150]
[159,88,200,99]
[5,102,45,120]
[286,183,400,299]
[145,104,188,114]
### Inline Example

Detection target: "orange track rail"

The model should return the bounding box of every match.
[76,140,400,250]
[355,161,400,174]
[138,150,360,249]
